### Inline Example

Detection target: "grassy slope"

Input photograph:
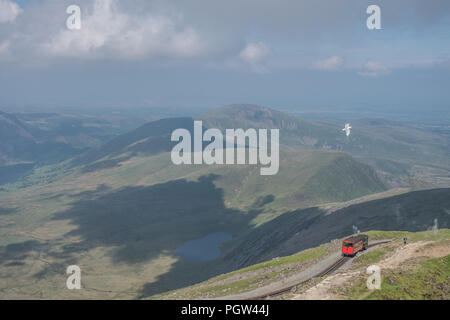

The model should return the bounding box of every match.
[154,229,450,300]
[360,255,450,299]
[346,230,450,300]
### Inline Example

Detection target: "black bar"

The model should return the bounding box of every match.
[1,300,448,319]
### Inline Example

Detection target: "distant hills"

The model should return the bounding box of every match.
[66,107,388,211]
[66,104,449,189]
[0,110,94,166]
[3,104,448,187]
[0,110,43,165]
[71,117,195,171]
[0,109,158,184]
[200,105,449,187]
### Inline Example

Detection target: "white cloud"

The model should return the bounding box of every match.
[238,42,270,73]
[358,60,391,77]
[41,0,205,59]
[0,0,21,23]
[0,0,448,68]
[0,41,9,54]
[312,56,343,71]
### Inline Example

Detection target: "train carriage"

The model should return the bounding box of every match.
[342,234,368,257]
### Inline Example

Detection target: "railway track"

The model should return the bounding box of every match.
[248,240,392,300]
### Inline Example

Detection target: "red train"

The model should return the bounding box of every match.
[342,234,369,257]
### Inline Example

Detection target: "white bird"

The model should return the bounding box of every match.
[342,123,352,137]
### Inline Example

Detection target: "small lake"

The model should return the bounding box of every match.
[177,232,232,262]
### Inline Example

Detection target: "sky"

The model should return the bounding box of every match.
[0,0,449,115]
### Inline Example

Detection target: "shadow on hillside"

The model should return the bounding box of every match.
[0,240,42,267]
[0,207,17,216]
[51,174,260,265]
[220,188,450,270]
[48,178,450,298]
[138,188,450,298]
